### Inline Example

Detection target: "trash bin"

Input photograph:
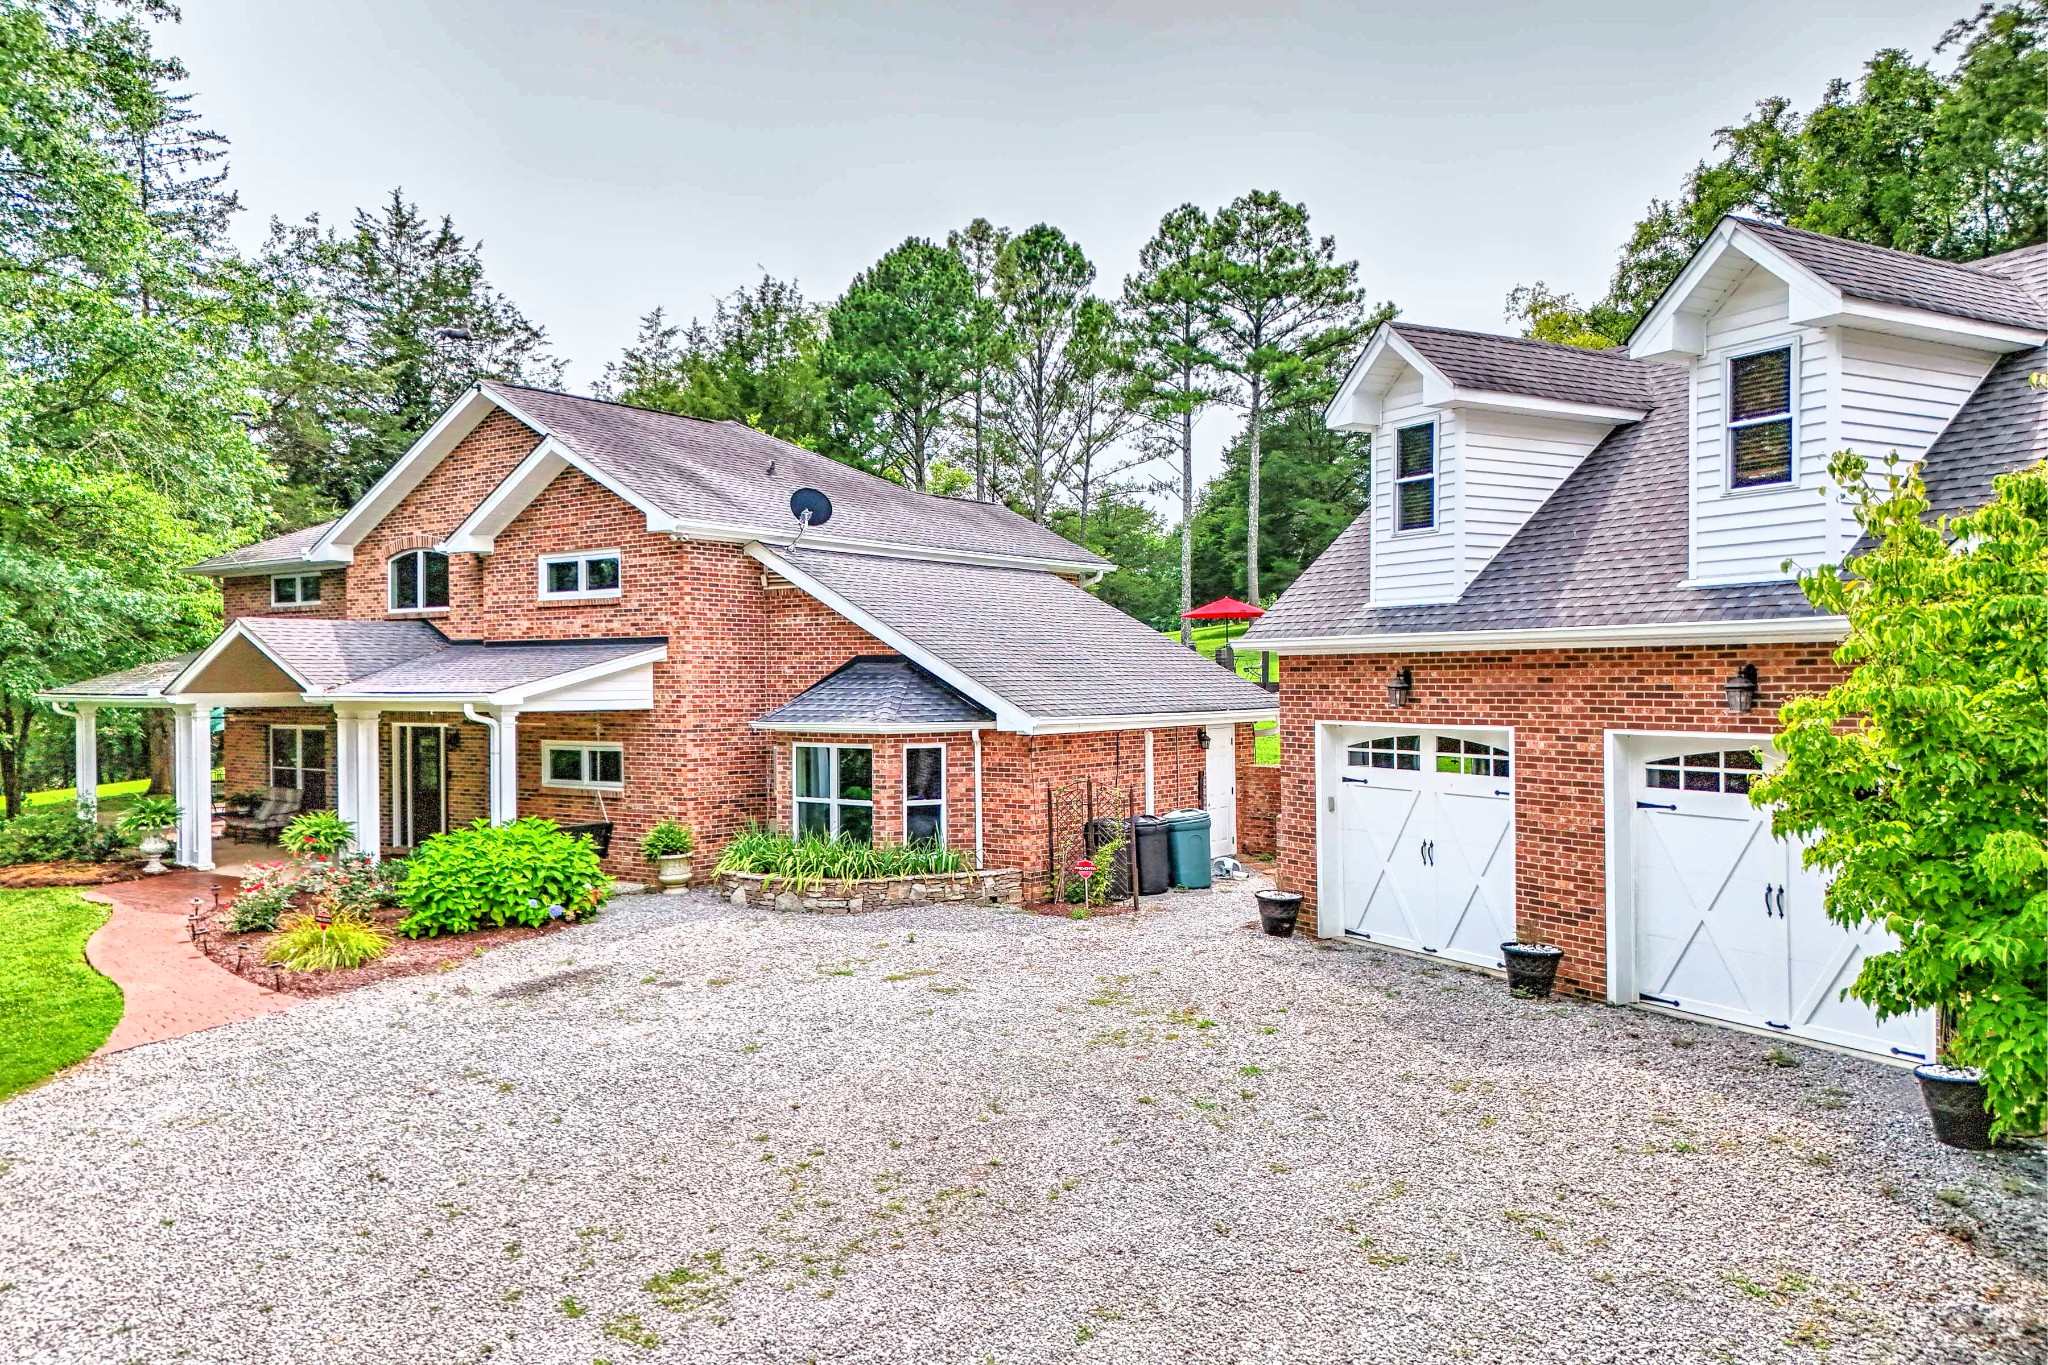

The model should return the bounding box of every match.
[1083,817,1134,899]
[1161,808,1212,889]
[1132,815,1170,896]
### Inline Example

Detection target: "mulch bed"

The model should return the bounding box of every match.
[190,892,575,999]
[0,861,148,889]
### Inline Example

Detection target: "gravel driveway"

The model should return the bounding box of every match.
[2,880,2042,1364]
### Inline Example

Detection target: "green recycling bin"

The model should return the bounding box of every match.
[1161,808,1212,889]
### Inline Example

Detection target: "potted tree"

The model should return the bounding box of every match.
[118,796,184,876]
[1751,454,2045,1150]
[641,819,695,894]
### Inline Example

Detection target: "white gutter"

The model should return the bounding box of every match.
[1246,616,1849,656]
[1026,707,1277,735]
[972,727,985,870]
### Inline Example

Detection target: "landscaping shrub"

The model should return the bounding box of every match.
[305,851,405,917]
[640,819,694,862]
[280,810,355,858]
[115,796,181,840]
[396,819,610,938]
[714,827,970,892]
[263,909,391,972]
[224,862,302,933]
[0,809,124,866]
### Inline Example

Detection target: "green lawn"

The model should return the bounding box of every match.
[1163,622,1280,765]
[0,889,123,1099]
[24,778,150,810]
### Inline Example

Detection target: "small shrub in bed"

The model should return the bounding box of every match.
[0,809,124,865]
[264,909,391,972]
[305,851,406,917]
[279,810,356,859]
[714,827,970,893]
[224,862,303,932]
[396,818,611,938]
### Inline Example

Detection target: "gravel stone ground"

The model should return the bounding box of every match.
[1,880,2042,1365]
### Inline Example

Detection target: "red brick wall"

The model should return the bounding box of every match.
[1274,641,1845,997]
[219,569,349,623]
[767,732,979,852]
[1236,722,1280,855]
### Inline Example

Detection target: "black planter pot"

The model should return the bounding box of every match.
[1914,1064,1994,1151]
[1255,889,1302,938]
[1501,942,1564,998]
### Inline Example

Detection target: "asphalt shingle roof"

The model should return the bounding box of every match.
[1392,324,1661,410]
[755,656,996,729]
[1914,343,2047,521]
[235,619,450,688]
[42,654,197,700]
[774,549,1276,722]
[482,383,1108,570]
[1735,219,2048,330]
[190,521,340,574]
[325,637,664,697]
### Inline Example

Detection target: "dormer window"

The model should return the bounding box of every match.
[538,550,622,601]
[1395,421,1436,531]
[1727,346,1794,488]
[389,549,449,612]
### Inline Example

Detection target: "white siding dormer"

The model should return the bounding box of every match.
[1829,330,1995,553]
[1370,373,1460,605]
[1458,408,1615,584]
[1687,268,1834,585]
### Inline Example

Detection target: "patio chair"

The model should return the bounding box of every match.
[223,786,303,844]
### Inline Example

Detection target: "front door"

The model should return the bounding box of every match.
[394,725,446,849]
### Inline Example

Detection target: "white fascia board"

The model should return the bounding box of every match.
[489,645,669,706]
[1447,390,1648,424]
[751,720,988,734]
[747,543,1035,733]
[1323,325,1445,431]
[438,439,679,553]
[163,620,319,695]
[34,690,171,707]
[1251,615,1848,655]
[1025,707,1277,735]
[189,555,350,580]
[745,532,1106,576]
[312,386,506,560]
[1799,299,2047,354]
[1628,220,1843,362]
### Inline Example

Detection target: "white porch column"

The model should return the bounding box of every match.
[334,707,383,860]
[171,702,214,870]
[72,705,99,818]
[491,709,520,824]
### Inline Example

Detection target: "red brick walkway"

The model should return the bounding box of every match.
[84,872,298,1055]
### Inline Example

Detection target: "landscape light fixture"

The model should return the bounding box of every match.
[1387,667,1414,709]
[1723,664,1760,714]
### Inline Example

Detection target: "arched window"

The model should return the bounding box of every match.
[1346,734,1421,771]
[389,549,449,611]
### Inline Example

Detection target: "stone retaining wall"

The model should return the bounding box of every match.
[717,867,1024,915]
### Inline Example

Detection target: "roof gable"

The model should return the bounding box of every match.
[755,656,996,731]
[1327,323,1656,430]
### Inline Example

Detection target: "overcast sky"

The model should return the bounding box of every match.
[164,0,1957,497]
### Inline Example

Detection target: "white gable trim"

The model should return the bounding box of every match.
[1325,326,1449,430]
[438,437,679,552]
[309,386,515,561]
[162,620,319,695]
[747,544,1037,733]
[1449,391,1648,424]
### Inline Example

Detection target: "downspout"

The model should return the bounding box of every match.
[972,727,984,871]
[462,704,500,823]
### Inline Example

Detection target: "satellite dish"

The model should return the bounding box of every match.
[790,487,834,528]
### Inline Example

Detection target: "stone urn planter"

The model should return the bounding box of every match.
[655,853,694,895]
[1913,1064,1995,1151]
[1501,941,1565,998]
[136,830,174,876]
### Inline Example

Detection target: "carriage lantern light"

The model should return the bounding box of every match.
[1196,727,1210,751]
[1386,667,1414,709]
[1723,664,1760,715]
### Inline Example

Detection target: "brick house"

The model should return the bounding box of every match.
[43,382,1275,887]
[1240,218,2046,1062]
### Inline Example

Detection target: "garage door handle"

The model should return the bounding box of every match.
[1636,800,1677,810]
[1765,1021,1790,1031]
[1342,775,1371,785]
[1773,886,1786,917]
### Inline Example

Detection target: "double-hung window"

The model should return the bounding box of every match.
[270,572,323,607]
[1394,421,1436,531]
[794,744,873,843]
[269,725,329,807]
[538,550,622,601]
[903,745,946,847]
[1727,346,1794,488]
[389,549,450,611]
[542,742,624,791]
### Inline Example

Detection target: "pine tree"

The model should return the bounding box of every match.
[946,218,1014,501]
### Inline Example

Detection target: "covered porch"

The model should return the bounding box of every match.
[39,618,668,872]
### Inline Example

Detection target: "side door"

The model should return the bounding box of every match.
[1205,724,1238,857]
[1335,733,1434,954]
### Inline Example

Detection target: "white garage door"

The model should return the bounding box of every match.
[1333,729,1514,970]
[1629,743,1934,1062]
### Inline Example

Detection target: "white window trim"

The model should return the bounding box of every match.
[540,741,625,792]
[387,548,452,614]
[793,742,874,840]
[268,571,325,608]
[902,742,947,848]
[1391,415,1439,536]
[537,549,623,602]
[1722,337,1799,494]
[269,723,328,792]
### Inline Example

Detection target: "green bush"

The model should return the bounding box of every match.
[0,809,124,866]
[305,851,405,917]
[714,826,970,893]
[640,819,694,862]
[264,909,390,972]
[397,819,610,939]
[280,810,355,858]
[115,795,181,839]
[224,863,301,932]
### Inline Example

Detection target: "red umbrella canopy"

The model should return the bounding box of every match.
[1182,596,1265,621]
